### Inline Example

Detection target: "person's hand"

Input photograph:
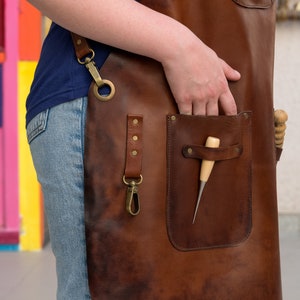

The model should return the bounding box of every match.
[28,0,240,117]
[162,38,241,116]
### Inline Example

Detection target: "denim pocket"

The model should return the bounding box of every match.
[26,109,49,144]
[232,0,274,8]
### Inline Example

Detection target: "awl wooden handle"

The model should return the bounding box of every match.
[200,136,220,182]
[274,109,288,149]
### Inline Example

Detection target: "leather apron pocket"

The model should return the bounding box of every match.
[167,111,252,251]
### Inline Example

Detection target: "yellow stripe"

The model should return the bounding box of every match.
[18,61,44,251]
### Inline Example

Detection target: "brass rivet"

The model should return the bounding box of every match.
[171,115,176,121]
[243,112,249,119]
[76,39,82,45]
[132,119,139,125]
[187,148,193,154]
[132,135,138,141]
[235,147,240,153]
[132,150,138,156]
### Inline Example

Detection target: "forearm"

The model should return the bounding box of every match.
[27,0,190,64]
[28,0,241,116]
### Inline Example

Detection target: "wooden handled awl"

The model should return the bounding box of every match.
[192,136,220,224]
[274,109,288,149]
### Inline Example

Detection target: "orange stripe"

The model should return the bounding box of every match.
[0,52,5,63]
[19,0,42,60]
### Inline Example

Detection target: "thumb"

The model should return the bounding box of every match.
[220,59,241,82]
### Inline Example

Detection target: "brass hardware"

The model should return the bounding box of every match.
[131,150,138,156]
[123,175,143,216]
[92,81,115,101]
[77,49,95,64]
[171,115,176,121]
[187,148,193,154]
[87,62,115,101]
[72,33,115,101]
[243,112,249,119]
[132,135,138,141]
[132,119,139,125]
[77,49,115,101]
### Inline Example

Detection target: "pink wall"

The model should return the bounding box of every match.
[0,65,3,228]
[0,0,19,244]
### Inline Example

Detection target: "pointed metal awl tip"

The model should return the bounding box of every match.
[192,181,205,224]
[192,136,220,224]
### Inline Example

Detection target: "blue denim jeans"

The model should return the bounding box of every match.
[27,98,91,300]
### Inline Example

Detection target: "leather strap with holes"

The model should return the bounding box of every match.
[71,32,91,60]
[124,115,143,179]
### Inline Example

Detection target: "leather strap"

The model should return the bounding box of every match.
[124,115,143,179]
[70,32,115,101]
[123,115,143,216]
[182,144,243,161]
[70,32,91,60]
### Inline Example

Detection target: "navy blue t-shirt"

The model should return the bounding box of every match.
[26,23,111,127]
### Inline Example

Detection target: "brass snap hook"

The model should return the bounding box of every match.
[84,57,115,101]
[92,80,115,101]
[123,175,143,216]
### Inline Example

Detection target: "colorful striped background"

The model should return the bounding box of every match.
[0,0,46,251]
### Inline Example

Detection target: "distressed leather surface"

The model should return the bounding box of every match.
[166,112,252,251]
[84,1,282,299]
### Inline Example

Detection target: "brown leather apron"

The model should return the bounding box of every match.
[83,1,282,299]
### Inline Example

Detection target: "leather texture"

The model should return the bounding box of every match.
[167,112,252,251]
[84,1,282,299]
[124,115,143,179]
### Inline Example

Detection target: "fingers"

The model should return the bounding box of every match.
[176,102,193,115]
[177,99,219,116]
[177,81,237,116]
[219,89,237,115]
[206,100,219,116]
[192,99,218,116]
[164,43,240,116]
[177,90,237,116]
[220,59,241,82]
